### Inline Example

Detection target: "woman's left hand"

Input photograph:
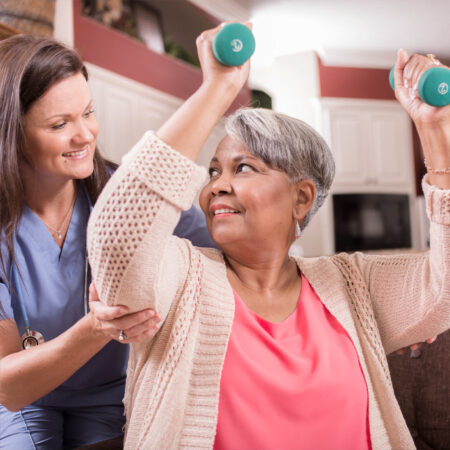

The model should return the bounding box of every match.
[196,22,252,97]
[88,283,161,343]
[393,50,450,190]
[393,50,450,126]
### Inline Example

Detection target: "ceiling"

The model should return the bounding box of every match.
[234,0,450,68]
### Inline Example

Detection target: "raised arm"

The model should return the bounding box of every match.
[87,24,250,319]
[350,51,450,353]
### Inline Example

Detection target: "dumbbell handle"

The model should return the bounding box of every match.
[212,23,255,67]
[389,66,450,107]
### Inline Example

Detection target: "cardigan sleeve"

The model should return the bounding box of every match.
[351,176,450,353]
[87,132,207,318]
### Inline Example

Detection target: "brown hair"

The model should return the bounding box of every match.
[0,34,115,285]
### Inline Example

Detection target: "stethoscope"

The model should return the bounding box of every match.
[10,185,92,350]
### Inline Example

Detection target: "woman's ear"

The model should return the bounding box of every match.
[292,179,316,225]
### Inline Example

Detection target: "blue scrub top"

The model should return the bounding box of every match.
[0,184,215,409]
[0,186,127,408]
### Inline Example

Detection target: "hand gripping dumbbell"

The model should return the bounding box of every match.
[389,65,450,107]
[213,23,256,66]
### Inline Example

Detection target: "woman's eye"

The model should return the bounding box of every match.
[83,109,95,118]
[237,163,253,173]
[51,122,66,130]
[208,168,219,177]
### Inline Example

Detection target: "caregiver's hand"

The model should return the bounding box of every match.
[395,336,437,356]
[88,283,161,343]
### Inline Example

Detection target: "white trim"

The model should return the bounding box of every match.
[317,48,397,69]
[316,97,400,109]
[187,0,250,21]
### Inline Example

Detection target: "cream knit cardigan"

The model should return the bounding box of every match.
[87,132,450,450]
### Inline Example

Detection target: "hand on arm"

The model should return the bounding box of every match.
[393,50,450,189]
[0,286,159,412]
[89,283,160,343]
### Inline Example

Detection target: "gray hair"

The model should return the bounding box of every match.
[225,108,335,230]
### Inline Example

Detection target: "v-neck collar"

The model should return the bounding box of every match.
[19,185,90,260]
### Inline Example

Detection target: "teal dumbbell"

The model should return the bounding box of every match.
[389,66,450,107]
[212,23,255,66]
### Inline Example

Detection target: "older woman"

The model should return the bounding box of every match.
[87,24,450,450]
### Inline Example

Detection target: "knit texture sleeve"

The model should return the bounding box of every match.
[350,177,450,354]
[87,132,207,314]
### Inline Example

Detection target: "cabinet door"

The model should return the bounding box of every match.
[327,108,368,186]
[318,99,414,191]
[370,110,413,186]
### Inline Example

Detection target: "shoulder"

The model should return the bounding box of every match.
[294,253,366,299]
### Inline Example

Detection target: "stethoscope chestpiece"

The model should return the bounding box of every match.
[21,328,45,349]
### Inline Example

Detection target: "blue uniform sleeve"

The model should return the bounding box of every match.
[0,278,14,320]
[174,205,216,248]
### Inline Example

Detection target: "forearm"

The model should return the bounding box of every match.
[0,314,109,411]
[415,120,450,189]
[361,178,450,352]
[157,80,241,161]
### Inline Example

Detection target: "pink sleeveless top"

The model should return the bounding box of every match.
[213,274,371,450]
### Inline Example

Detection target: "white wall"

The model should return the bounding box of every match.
[250,51,320,127]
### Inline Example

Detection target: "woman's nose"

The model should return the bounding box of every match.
[211,173,233,195]
[72,119,95,145]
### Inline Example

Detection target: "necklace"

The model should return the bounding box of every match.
[38,189,78,241]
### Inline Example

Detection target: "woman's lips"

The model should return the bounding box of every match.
[62,147,89,160]
[211,207,240,219]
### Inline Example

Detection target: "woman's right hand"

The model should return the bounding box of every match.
[88,283,161,343]
[196,22,252,97]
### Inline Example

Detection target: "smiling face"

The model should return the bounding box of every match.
[21,72,98,185]
[199,135,299,251]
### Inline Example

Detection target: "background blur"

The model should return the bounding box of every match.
[1,0,449,257]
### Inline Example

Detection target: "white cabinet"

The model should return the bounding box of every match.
[316,98,415,193]
[297,98,420,257]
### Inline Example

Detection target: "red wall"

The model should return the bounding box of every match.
[72,0,250,110]
[317,57,395,100]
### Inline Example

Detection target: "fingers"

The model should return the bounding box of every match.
[395,335,437,356]
[409,342,422,351]
[96,308,161,342]
[111,309,160,332]
[88,282,161,344]
[89,298,129,321]
[115,317,161,343]
[394,51,438,100]
[393,49,410,99]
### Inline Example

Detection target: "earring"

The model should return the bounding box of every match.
[295,222,301,239]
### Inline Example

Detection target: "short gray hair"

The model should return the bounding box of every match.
[225,108,335,230]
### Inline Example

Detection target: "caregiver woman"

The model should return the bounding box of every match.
[0,34,214,449]
[87,23,450,450]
